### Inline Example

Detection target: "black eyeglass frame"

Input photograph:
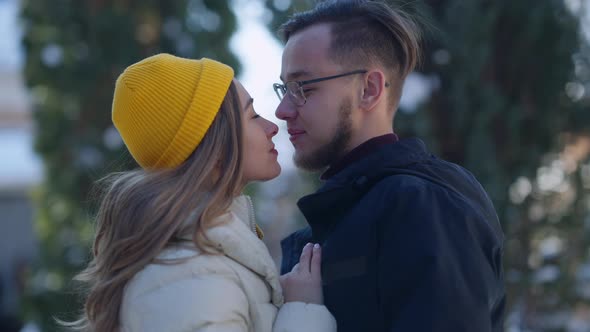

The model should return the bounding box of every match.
[273,69,367,106]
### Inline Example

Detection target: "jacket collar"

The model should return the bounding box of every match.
[194,195,284,306]
[297,138,431,240]
[319,138,430,191]
[321,133,399,180]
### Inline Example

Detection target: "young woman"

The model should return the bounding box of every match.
[68,54,335,332]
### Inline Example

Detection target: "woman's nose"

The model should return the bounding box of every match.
[266,119,278,138]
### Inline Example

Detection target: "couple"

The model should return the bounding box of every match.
[70,1,505,331]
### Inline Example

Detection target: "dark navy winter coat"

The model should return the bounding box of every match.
[281,138,505,332]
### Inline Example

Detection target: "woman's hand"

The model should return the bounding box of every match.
[279,243,323,304]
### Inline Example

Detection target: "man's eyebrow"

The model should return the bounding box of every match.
[243,97,254,111]
[280,70,313,82]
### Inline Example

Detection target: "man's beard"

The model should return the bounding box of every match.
[294,98,353,171]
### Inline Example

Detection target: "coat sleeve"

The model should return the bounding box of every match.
[123,272,250,332]
[273,302,337,332]
[375,178,499,332]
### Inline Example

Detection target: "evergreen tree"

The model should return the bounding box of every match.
[20,0,238,329]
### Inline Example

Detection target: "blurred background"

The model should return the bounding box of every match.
[0,0,589,331]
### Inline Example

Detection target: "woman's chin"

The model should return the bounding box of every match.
[263,165,282,182]
[243,165,282,185]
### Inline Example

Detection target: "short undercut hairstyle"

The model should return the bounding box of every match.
[280,0,422,106]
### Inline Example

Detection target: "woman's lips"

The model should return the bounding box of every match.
[270,145,278,155]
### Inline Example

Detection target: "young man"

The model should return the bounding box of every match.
[273,1,506,331]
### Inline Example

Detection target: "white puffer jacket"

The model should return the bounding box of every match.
[120,195,336,332]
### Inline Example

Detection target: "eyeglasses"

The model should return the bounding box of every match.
[273,69,367,106]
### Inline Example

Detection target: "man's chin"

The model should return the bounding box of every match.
[293,151,329,172]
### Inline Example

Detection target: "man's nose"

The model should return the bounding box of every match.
[275,97,297,121]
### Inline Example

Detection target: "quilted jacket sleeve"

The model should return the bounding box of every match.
[273,302,337,332]
[122,273,250,332]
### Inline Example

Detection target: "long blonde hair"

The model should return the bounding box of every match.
[68,81,244,331]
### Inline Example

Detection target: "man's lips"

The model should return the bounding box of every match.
[287,129,305,142]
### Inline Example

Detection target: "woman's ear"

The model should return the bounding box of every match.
[359,70,386,112]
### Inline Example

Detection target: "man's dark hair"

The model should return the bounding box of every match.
[280,0,422,104]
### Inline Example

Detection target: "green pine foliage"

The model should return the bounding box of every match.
[404,2,588,328]
[19,0,239,329]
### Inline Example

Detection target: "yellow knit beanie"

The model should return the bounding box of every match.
[112,53,234,169]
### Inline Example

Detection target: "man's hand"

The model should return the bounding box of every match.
[279,243,323,304]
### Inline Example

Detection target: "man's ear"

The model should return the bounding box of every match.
[359,70,386,112]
